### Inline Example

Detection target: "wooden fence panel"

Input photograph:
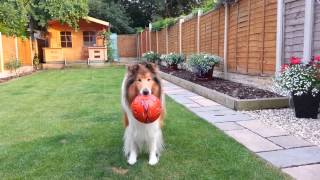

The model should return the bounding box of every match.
[262,0,277,75]
[247,0,264,75]
[211,10,221,55]
[182,18,197,55]
[314,2,320,55]
[151,31,157,52]
[218,8,225,58]
[18,38,32,65]
[168,24,179,53]
[227,3,238,72]
[2,36,16,65]
[117,34,137,57]
[199,12,212,53]
[283,0,305,63]
[158,29,166,54]
[235,0,249,74]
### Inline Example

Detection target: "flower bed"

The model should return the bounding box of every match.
[160,66,289,111]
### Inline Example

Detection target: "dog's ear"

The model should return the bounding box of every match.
[127,64,139,74]
[145,63,158,73]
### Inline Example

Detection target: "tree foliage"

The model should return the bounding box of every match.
[30,0,89,29]
[88,0,134,34]
[0,0,29,36]
[0,0,89,36]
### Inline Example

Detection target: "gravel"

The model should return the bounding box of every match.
[245,109,320,146]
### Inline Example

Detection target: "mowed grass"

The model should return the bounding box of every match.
[0,67,289,179]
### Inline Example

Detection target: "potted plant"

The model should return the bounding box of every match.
[187,53,221,80]
[161,53,185,70]
[142,51,161,64]
[275,56,320,119]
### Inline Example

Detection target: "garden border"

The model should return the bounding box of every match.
[159,71,289,111]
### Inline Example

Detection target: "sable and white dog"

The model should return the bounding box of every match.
[121,62,165,165]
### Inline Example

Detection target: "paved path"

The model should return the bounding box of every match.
[163,80,320,180]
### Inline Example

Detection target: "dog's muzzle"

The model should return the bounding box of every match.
[141,88,151,95]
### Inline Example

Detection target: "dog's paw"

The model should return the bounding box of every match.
[127,157,137,165]
[148,156,159,166]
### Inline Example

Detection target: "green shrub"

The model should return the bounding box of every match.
[5,58,21,76]
[152,18,177,31]
[187,53,221,76]
[142,51,161,63]
[161,53,185,66]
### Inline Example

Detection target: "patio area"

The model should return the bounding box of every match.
[163,79,320,180]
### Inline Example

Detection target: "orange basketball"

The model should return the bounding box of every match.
[131,95,162,123]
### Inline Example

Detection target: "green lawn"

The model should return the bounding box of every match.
[0,67,289,179]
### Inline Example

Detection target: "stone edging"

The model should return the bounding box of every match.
[159,71,289,111]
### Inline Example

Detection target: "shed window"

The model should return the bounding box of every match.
[60,31,72,48]
[83,31,96,46]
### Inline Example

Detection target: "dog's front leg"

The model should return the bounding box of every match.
[126,139,138,165]
[148,138,159,165]
[124,127,138,165]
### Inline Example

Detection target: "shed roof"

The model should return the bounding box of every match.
[84,16,110,27]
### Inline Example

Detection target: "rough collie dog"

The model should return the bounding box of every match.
[121,62,165,165]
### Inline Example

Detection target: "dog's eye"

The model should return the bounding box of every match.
[138,79,142,82]
[147,78,151,81]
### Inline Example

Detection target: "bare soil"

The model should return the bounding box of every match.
[160,66,282,99]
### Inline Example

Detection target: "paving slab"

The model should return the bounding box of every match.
[226,129,282,152]
[182,103,202,108]
[191,98,220,106]
[258,146,320,168]
[283,164,320,180]
[189,106,231,112]
[214,122,245,131]
[237,120,289,137]
[169,95,195,104]
[268,135,313,149]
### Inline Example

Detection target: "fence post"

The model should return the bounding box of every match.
[0,32,4,72]
[303,0,314,64]
[145,30,148,53]
[166,27,168,54]
[15,36,19,60]
[223,4,229,78]
[156,31,159,53]
[275,0,284,73]
[136,33,140,59]
[30,39,33,66]
[196,9,202,53]
[179,19,184,54]
[149,23,152,51]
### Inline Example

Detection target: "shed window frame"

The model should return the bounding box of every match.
[83,31,96,47]
[60,31,72,48]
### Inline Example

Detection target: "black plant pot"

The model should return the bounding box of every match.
[292,92,320,119]
[195,66,214,80]
[169,64,178,70]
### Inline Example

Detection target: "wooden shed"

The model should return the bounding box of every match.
[42,17,110,63]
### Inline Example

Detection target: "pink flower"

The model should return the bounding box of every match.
[290,56,301,65]
[281,64,289,72]
[315,55,320,62]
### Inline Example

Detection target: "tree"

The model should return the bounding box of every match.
[0,0,29,36]
[88,0,134,34]
[0,0,89,37]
